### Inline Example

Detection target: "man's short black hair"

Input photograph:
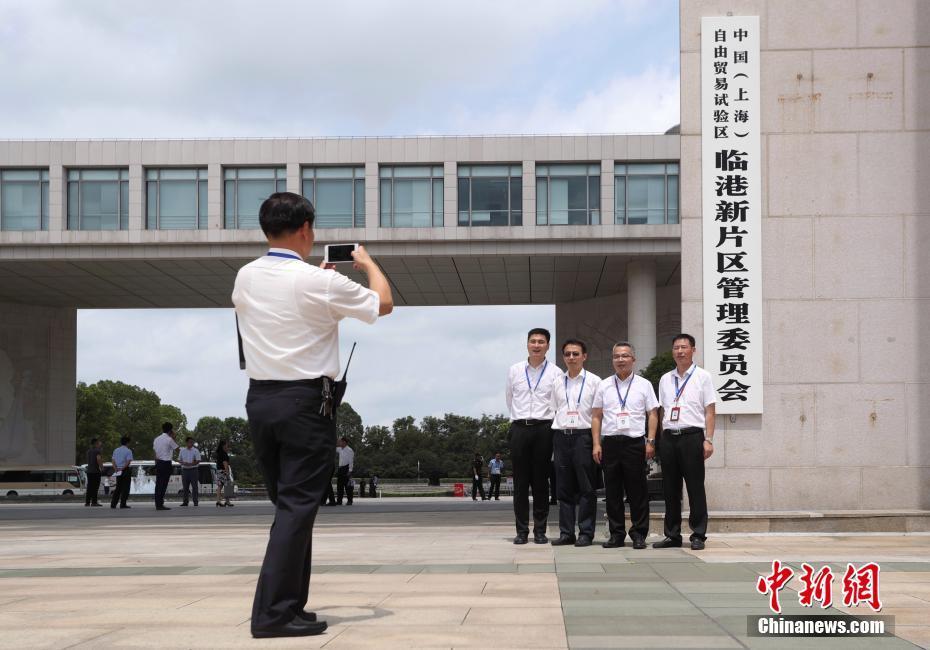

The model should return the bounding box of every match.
[186,436,193,443]
[162,422,173,433]
[259,192,315,237]
[672,333,696,347]
[561,338,587,354]
[527,327,551,343]
[90,437,98,445]
[120,435,131,445]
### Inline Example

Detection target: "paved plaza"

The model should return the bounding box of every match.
[0,499,928,649]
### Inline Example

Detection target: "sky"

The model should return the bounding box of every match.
[1,0,680,429]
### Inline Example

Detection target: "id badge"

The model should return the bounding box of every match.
[565,411,581,428]
[616,411,631,430]
[670,406,681,422]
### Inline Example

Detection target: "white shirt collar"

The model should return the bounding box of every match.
[267,247,303,260]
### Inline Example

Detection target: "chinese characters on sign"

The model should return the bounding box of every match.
[756,560,884,614]
[702,16,763,414]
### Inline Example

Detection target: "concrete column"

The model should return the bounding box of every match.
[627,259,657,364]
[443,161,457,227]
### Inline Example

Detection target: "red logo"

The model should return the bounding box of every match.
[757,560,882,613]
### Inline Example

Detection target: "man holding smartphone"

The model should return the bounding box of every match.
[233,192,393,639]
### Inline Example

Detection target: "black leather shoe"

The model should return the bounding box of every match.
[156,506,171,511]
[179,503,188,507]
[550,535,576,546]
[513,534,528,545]
[251,619,327,638]
[119,505,131,509]
[652,537,682,548]
[632,538,647,550]
[296,610,317,622]
[574,536,592,547]
[533,533,549,544]
[690,538,706,551]
[602,536,625,548]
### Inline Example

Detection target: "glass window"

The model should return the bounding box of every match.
[457,164,522,226]
[535,163,600,225]
[614,162,679,224]
[0,169,48,231]
[301,167,364,228]
[224,167,286,229]
[145,168,207,230]
[379,165,443,227]
[66,169,128,230]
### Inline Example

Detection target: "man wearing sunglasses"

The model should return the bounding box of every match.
[549,339,601,547]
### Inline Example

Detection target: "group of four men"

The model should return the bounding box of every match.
[506,328,716,551]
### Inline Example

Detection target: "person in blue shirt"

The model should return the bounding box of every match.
[487,453,504,500]
[109,436,133,509]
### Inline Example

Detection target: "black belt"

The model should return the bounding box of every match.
[512,419,553,427]
[249,377,332,388]
[555,428,592,435]
[663,427,704,436]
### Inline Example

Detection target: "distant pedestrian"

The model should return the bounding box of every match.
[336,437,354,505]
[369,475,378,498]
[153,422,179,511]
[323,451,338,506]
[84,437,103,507]
[488,452,504,500]
[109,436,133,509]
[215,440,234,508]
[179,437,202,507]
[471,453,487,501]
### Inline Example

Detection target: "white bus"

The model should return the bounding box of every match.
[94,461,231,497]
[0,466,85,497]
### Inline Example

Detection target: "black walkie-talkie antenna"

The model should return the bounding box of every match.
[340,342,357,381]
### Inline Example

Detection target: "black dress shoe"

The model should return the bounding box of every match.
[296,610,317,622]
[119,505,131,509]
[513,534,529,545]
[251,619,327,638]
[601,536,625,548]
[632,538,647,550]
[156,506,171,511]
[574,536,592,547]
[690,538,706,551]
[652,537,682,548]
[550,535,576,546]
[533,533,549,544]
[179,503,188,507]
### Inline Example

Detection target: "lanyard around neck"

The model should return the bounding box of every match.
[673,365,695,403]
[525,360,548,392]
[564,371,586,410]
[614,374,634,410]
[266,251,302,261]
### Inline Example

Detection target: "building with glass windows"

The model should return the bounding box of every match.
[1,0,927,513]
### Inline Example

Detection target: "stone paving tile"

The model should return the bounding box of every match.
[324,623,567,649]
[463,606,564,625]
[567,634,742,648]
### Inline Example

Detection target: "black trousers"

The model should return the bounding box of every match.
[602,435,650,541]
[336,465,353,504]
[488,474,502,499]
[85,473,101,505]
[247,380,335,630]
[324,467,336,504]
[110,472,131,508]
[553,430,597,539]
[181,468,199,505]
[659,428,707,542]
[471,476,486,500]
[154,459,172,507]
[509,420,553,536]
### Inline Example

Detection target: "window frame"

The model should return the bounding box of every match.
[614,162,680,225]
[66,168,129,231]
[145,168,208,230]
[301,166,366,229]
[0,169,49,231]
[378,165,444,228]
[535,163,601,226]
[457,164,522,227]
[223,167,287,229]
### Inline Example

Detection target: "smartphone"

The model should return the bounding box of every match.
[324,243,358,264]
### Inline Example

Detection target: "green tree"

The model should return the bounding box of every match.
[640,350,676,397]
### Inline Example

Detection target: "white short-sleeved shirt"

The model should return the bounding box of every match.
[337,446,355,472]
[179,447,201,466]
[232,248,380,380]
[550,370,601,430]
[153,433,179,461]
[593,373,659,438]
[506,359,560,421]
[658,364,716,431]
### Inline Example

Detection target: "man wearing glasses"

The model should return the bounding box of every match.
[591,342,658,549]
[505,328,561,545]
[549,339,601,547]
